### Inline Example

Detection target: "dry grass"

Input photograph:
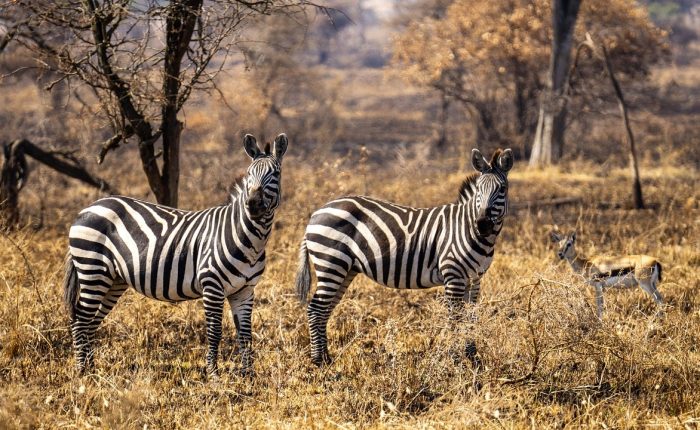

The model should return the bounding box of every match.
[0,148,699,428]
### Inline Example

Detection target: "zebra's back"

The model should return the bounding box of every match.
[305,195,445,289]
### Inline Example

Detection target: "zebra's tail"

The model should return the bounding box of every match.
[295,238,312,305]
[63,252,79,322]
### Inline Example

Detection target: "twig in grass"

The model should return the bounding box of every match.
[0,230,38,295]
[0,230,54,337]
[500,280,542,386]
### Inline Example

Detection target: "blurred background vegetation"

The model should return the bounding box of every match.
[1,0,697,215]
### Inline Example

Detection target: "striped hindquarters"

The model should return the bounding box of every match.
[304,196,445,289]
[68,196,223,301]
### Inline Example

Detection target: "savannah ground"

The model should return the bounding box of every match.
[1,27,700,430]
[1,94,699,428]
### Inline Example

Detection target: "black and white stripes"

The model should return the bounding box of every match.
[64,133,288,377]
[296,148,513,366]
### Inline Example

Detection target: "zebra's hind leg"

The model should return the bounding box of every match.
[202,282,225,380]
[82,283,129,367]
[227,286,254,376]
[71,279,113,374]
[91,283,128,331]
[307,272,355,366]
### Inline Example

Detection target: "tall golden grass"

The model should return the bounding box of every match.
[1,146,698,427]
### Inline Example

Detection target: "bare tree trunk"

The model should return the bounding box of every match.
[529,0,581,167]
[85,0,203,207]
[1,142,27,226]
[436,91,449,150]
[160,0,201,207]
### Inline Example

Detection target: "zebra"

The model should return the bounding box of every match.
[63,133,288,378]
[549,230,664,318]
[295,148,513,366]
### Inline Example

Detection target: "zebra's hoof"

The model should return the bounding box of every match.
[471,377,483,393]
[76,360,94,376]
[465,341,482,371]
[207,368,220,382]
[311,352,332,367]
[238,366,255,378]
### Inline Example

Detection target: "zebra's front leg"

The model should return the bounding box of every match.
[202,283,225,380]
[445,279,480,368]
[227,286,254,376]
[464,278,482,370]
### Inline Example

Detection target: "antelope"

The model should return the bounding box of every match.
[549,230,664,318]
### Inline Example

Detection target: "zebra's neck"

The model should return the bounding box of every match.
[226,189,274,263]
[458,173,479,205]
[464,186,502,244]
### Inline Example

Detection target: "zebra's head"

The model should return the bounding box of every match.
[550,230,576,260]
[241,133,288,220]
[470,148,513,236]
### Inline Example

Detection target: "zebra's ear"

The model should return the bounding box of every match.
[272,133,288,161]
[243,134,262,159]
[498,148,514,173]
[550,231,562,243]
[471,149,489,173]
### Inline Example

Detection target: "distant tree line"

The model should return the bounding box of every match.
[392,0,669,165]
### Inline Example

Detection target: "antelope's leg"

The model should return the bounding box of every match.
[594,283,605,319]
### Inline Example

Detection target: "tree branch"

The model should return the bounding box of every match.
[18,139,116,192]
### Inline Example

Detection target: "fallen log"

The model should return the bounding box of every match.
[1,139,115,227]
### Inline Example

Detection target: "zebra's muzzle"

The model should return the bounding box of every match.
[246,197,269,218]
[476,216,496,236]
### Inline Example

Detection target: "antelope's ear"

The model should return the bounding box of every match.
[471,148,489,173]
[569,231,577,242]
[498,148,514,172]
[272,133,288,161]
[243,134,262,159]
[549,231,562,243]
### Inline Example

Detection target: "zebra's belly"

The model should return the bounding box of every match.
[358,265,444,289]
[125,261,201,302]
[88,242,201,301]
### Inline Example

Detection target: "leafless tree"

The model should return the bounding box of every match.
[579,33,645,209]
[2,0,326,207]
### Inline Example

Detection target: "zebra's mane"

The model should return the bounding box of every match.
[490,149,503,165]
[458,173,479,203]
[228,174,246,205]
